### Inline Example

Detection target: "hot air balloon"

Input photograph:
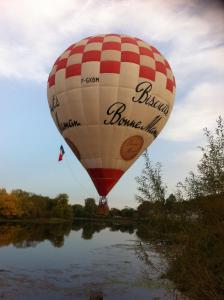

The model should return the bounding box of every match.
[47,34,176,211]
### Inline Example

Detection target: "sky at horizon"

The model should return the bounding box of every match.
[0,0,224,208]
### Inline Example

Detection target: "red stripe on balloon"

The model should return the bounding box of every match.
[87,36,104,43]
[166,78,174,93]
[66,64,81,78]
[164,59,171,70]
[87,168,124,196]
[139,47,154,58]
[100,61,120,74]
[82,51,101,62]
[102,42,121,51]
[151,46,161,54]
[155,61,167,75]
[121,51,140,64]
[70,45,85,55]
[48,75,55,87]
[139,66,155,81]
[121,37,137,45]
[56,59,67,71]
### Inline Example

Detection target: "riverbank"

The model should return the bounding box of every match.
[0,217,72,224]
[134,195,224,300]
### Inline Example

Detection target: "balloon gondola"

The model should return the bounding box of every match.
[47,34,176,209]
[96,196,109,216]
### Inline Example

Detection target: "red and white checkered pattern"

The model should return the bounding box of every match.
[48,34,175,94]
[47,34,176,196]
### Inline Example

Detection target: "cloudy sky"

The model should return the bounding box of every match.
[1,0,224,208]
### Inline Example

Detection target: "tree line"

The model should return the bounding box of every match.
[72,198,136,219]
[0,190,73,219]
[0,189,137,220]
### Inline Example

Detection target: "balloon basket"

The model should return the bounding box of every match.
[96,196,110,216]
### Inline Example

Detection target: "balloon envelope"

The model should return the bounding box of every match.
[47,34,176,196]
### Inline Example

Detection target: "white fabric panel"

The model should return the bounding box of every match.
[65,89,87,124]
[140,56,155,69]
[67,54,82,65]
[65,76,81,90]
[100,73,120,87]
[119,63,140,88]
[121,43,139,53]
[82,87,100,125]
[99,126,115,168]
[154,73,173,106]
[104,35,121,42]
[99,86,119,124]
[81,62,100,82]
[84,43,102,51]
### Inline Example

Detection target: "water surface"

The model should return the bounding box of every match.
[0,221,178,299]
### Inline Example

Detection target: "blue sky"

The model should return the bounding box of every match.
[0,0,224,208]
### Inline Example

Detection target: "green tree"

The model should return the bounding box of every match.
[55,193,69,206]
[0,194,18,218]
[137,201,153,218]
[52,194,73,219]
[135,150,167,203]
[84,198,97,216]
[198,116,224,194]
[73,204,86,218]
[120,207,136,218]
[0,188,7,196]
[165,193,177,211]
[110,208,121,217]
[178,116,224,199]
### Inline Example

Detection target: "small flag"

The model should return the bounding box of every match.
[58,145,65,161]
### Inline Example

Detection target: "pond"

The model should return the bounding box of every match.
[0,221,179,300]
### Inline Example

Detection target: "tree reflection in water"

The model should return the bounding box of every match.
[0,220,139,248]
[0,222,72,248]
[72,220,135,240]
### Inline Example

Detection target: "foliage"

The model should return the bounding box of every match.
[135,150,167,203]
[0,188,7,195]
[72,198,98,218]
[0,189,73,220]
[166,193,224,300]
[0,194,19,218]
[52,194,73,218]
[135,193,224,300]
[164,193,177,211]
[84,198,97,216]
[137,201,153,218]
[72,204,86,218]
[178,116,224,199]
[120,207,136,218]
[110,208,121,217]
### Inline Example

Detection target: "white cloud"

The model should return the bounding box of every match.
[170,148,202,168]
[162,81,224,141]
[0,0,223,83]
[161,147,202,193]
